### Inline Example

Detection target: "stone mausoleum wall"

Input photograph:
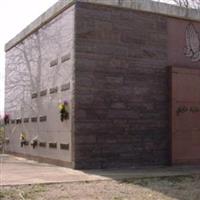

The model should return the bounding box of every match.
[74,2,169,168]
[74,1,200,169]
[5,0,200,169]
[5,5,75,167]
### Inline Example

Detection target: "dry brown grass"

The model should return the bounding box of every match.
[1,175,200,200]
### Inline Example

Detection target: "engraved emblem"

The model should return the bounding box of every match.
[184,23,200,62]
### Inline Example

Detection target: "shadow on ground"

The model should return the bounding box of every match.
[120,174,200,200]
[82,167,200,200]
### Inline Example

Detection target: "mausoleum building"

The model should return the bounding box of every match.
[4,0,200,169]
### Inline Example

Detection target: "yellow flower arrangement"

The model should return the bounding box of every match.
[58,101,69,121]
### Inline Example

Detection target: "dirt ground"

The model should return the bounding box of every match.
[1,175,200,200]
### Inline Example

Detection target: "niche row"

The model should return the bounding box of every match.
[5,139,69,151]
[32,82,70,99]
[50,53,71,67]
[8,116,47,125]
[22,141,69,150]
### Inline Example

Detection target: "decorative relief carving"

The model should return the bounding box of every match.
[31,93,38,99]
[31,117,38,122]
[23,118,29,123]
[39,116,47,122]
[49,142,57,149]
[50,58,58,67]
[60,143,69,150]
[61,53,71,63]
[40,90,47,97]
[184,23,200,62]
[61,83,70,91]
[49,87,58,94]
[39,142,46,147]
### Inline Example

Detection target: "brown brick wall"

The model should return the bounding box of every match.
[74,2,170,169]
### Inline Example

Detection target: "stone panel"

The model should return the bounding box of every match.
[4,5,75,165]
[74,2,169,169]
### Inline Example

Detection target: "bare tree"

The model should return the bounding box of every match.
[155,0,200,9]
[173,0,200,9]
[6,12,71,112]
[172,0,200,8]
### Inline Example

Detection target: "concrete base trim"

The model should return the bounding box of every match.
[6,151,73,168]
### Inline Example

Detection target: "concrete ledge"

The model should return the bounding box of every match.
[5,0,76,52]
[6,151,73,168]
[5,0,200,52]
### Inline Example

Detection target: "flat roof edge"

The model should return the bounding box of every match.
[5,0,76,52]
[88,0,200,20]
[5,0,200,52]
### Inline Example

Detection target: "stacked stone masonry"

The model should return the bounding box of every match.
[74,2,169,169]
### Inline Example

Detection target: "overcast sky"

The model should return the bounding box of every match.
[0,0,58,116]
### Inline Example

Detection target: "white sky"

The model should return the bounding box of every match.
[0,0,58,116]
